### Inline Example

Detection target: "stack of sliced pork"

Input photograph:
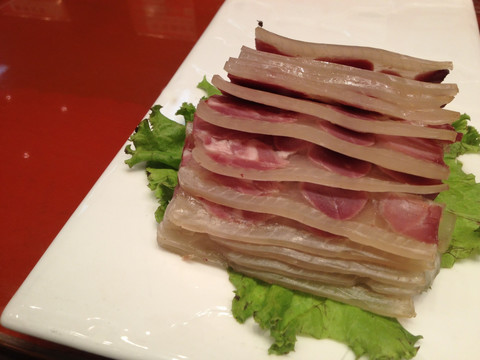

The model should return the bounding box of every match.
[158,27,460,318]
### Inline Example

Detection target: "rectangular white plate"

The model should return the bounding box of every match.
[2,1,480,359]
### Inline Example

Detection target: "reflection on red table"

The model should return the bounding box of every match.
[0,0,223,357]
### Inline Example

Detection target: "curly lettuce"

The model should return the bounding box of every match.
[124,103,195,221]
[436,114,480,267]
[229,270,421,359]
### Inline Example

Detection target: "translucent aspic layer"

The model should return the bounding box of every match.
[212,75,459,141]
[192,115,448,193]
[165,188,437,272]
[224,47,459,124]
[158,211,418,318]
[196,96,450,179]
[254,26,453,83]
[178,157,447,261]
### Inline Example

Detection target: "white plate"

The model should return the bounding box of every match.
[2,1,480,359]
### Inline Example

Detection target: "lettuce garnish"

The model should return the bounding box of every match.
[229,270,421,359]
[435,114,480,267]
[125,105,187,169]
[125,80,480,359]
[125,103,195,221]
[197,75,222,98]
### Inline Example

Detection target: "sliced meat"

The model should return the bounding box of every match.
[192,142,448,194]
[317,120,376,146]
[165,188,436,272]
[300,183,368,220]
[224,47,459,124]
[212,75,459,141]
[255,26,453,83]
[193,117,289,170]
[191,119,447,193]
[378,194,445,244]
[377,134,446,165]
[178,159,441,261]
[239,46,457,104]
[377,166,443,186]
[273,136,310,152]
[197,96,450,179]
[307,146,372,178]
[158,218,417,318]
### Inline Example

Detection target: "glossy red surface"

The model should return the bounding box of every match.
[0,0,223,357]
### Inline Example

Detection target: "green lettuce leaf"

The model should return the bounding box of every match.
[175,102,196,123]
[125,104,192,220]
[436,114,480,267]
[229,270,421,359]
[146,167,178,222]
[124,79,214,220]
[124,105,186,169]
[197,75,222,98]
[444,114,480,159]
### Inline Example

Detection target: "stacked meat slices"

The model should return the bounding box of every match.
[158,27,459,318]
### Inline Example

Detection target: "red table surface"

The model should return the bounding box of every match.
[0,0,223,358]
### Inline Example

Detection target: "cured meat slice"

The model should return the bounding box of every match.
[238,46,457,105]
[273,136,309,152]
[300,183,369,220]
[210,173,281,196]
[217,240,428,290]
[158,216,417,318]
[195,114,372,177]
[255,26,452,83]
[307,146,372,178]
[378,194,444,244]
[212,75,459,141]
[178,158,443,261]
[225,60,458,125]
[167,203,431,294]
[165,188,437,272]
[160,219,417,318]
[196,96,450,179]
[191,118,448,193]
[376,135,445,165]
[227,252,359,288]
[224,49,459,124]
[377,166,443,186]
[192,143,448,194]
[193,118,289,170]
[317,120,376,146]
[224,250,356,288]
